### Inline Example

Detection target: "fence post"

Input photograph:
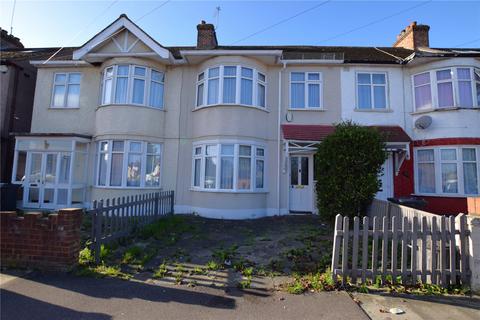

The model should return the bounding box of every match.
[331,214,342,280]
[467,215,480,293]
[170,190,174,214]
[94,200,103,264]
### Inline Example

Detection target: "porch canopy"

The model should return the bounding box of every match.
[281,124,411,174]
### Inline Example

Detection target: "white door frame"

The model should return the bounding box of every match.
[288,153,314,212]
[376,153,394,200]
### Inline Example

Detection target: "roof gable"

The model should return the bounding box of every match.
[72,14,171,61]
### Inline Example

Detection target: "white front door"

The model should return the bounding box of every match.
[289,155,313,212]
[376,154,394,200]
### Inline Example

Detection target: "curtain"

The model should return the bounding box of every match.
[373,86,386,109]
[103,78,112,104]
[418,163,435,193]
[59,154,71,184]
[53,85,65,107]
[98,153,108,186]
[437,82,454,107]
[238,157,251,189]
[66,84,80,107]
[308,83,320,108]
[441,163,458,193]
[204,157,217,188]
[208,78,219,105]
[127,154,142,187]
[241,78,253,105]
[463,148,478,194]
[194,158,201,187]
[149,81,164,108]
[357,85,371,109]
[132,79,145,104]
[145,155,161,187]
[256,160,264,188]
[220,157,234,189]
[115,77,128,103]
[290,83,304,108]
[223,78,236,103]
[110,153,123,186]
[414,85,432,110]
[458,81,473,107]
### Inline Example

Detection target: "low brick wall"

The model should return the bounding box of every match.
[0,208,83,271]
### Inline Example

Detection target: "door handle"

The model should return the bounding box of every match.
[31,184,38,187]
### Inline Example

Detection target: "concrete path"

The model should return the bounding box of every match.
[352,292,480,320]
[1,272,368,320]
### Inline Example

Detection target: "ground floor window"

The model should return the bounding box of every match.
[415,146,479,196]
[96,140,162,188]
[192,141,265,192]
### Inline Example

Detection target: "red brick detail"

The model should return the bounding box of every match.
[420,196,468,215]
[468,197,480,215]
[394,144,415,197]
[393,21,430,50]
[196,21,217,49]
[413,137,480,147]
[0,209,83,271]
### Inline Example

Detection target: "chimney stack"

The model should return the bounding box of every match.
[0,28,24,49]
[196,20,218,49]
[393,21,430,50]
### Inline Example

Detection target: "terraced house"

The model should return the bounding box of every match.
[6,15,480,218]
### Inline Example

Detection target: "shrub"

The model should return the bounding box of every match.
[315,121,387,219]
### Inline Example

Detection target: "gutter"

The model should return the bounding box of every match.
[30,60,91,67]
[179,49,283,57]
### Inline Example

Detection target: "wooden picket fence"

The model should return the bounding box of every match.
[89,191,174,263]
[331,213,470,287]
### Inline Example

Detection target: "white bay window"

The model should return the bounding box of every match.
[192,142,266,192]
[96,140,162,188]
[415,146,480,196]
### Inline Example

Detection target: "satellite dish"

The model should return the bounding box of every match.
[415,115,432,130]
[285,112,293,122]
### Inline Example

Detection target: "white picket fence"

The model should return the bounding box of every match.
[331,213,470,287]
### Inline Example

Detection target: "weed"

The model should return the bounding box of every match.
[76,264,131,280]
[153,263,169,279]
[284,269,337,294]
[212,245,238,262]
[174,263,185,284]
[192,266,207,275]
[78,247,94,265]
[122,246,143,264]
[206,260,222,271]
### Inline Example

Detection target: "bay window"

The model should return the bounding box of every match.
[356,72,387,110]
[192,142,266,192]
[290,72,323,109]
[413,67,480,111]
[415,146,480,196]
[196,66,267,108]
[101,65,164,109]
[96,140,162,188]
[51,72,81,108]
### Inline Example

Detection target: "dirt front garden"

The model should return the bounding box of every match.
[78,214,334,292]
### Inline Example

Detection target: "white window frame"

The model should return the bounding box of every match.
[195,65,267,109]
[191,140,267,193]
[355,71,389,110]
[50,72,82,108]
[95,140,163,189]
[101,65,165,109]
[412,66,480,111]
[414,145,480,197]
[289,72,323,109]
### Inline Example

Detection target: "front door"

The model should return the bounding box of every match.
[376,154,394,200]
[24,152,60,209]
[289,155,313,212]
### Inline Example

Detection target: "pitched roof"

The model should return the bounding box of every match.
[0,47,76,61]
[281,124,411,142]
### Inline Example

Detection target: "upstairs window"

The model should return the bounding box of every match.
[290,72,323,109]
[413,67,480,111]
[101,65,164,109]
[196,66,267,108]
[356,72,387,110]
[51,73,81,108]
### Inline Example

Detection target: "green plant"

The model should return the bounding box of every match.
[76,264,131,280]
[174,263,185,284]
[100,244,112,261]
[153,263,169,279]
[315,121,387,219]
[122,246,143,264]
[206,260,221,271]
[78,247,94,265]
[192,266,207,275]
[212,245,238,262]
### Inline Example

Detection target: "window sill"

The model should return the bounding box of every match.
[354,108,393,113]
[411,107,479,115]
[190,187,268,194]
[49,107,80,110]
[97,104,166,112]
[287,108,325,112]
[193,104,269,113]
[93,186,163,190]
[412,193,476,199]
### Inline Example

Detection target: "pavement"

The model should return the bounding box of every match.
[0,271,368,320]
[352,292,480,320]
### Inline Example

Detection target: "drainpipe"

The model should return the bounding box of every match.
[277,61,287,215]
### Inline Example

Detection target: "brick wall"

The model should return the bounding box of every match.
[0,208,83,271]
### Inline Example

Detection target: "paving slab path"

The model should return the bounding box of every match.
[0,272,368,320]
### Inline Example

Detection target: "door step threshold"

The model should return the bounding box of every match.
[289,211,313,215]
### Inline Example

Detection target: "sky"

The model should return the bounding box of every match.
[0,0,479,49]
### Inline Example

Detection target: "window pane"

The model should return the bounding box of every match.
[301,157,309,186]
[457,68,471,80]
[464,163,478,194]
[53,85,65,107]
[308,73,320,81]
[101,141,109,152]
[224,66,236,76]
[117,65,129,76]
[197,83,204,106]
[373,86,386,109]
[372,74,385,84]
[220,157,234,189]
[127,154,142,187]
[58,154,71,184]
[291,83,305,108]
[441,163,458,193]
[207,78,219,104]
[414,85,432,110]
[204,157,216,189]
[57,189,68,205]
[209,67,219,78]
[418,149,434,161]
[194,158,201,187]
[55,74,66,83]
[110,153,123,186]
[436,69,452,81]
[256,148,264,157]
[14,151,27,182]
[221,144,234,155]
[418,163,435,193]
[258,73,266,82]
[238,157,251,189]
[103,79,112,104]
[132,79,145,104]
[110,141,122,152]
[146,155,161,187]
[290,157,298,185]
[357,85,371,109]
[256,159,264,188]
[98,153,108,186]
[308,83,320,108]
[357,73,371,84]
[149,81,164,108]
[462,148,476,161]
[198,72,204,81]
[130,142,142,152]
[147,143,161,154]
[257,84,266,107]
[206,145,217,156]
[477,83,480,106]
[437,82,454,107]
[241,78,253,105]
[458,81,473,107]
[195,146,202,155]
[105,67,114,77]
[151,70,164,82]
[134,67,146,76]
[414,73,430,86]
[66,84,80,107]
[223,77,236,103]
[44,154,57,184]
[114,77,128,104]
[241,67,253,78]
[68,73,81,84]
[291,72,305,81]
[239,145,251,156]
[441,149,456,161]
